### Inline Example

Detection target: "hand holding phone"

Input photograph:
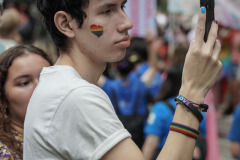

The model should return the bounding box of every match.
[200,0,215,42]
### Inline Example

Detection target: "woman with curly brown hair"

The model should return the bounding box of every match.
[0,44,53,159]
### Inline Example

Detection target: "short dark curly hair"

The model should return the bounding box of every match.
[36,0,89,50]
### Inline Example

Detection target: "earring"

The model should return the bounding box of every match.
[2,106,8,118]
[3,107,6,114]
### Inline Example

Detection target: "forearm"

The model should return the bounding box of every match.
[142,145,157,160]
[141,39,159,86]
[156,88,203,160]
[156,105,199,160]
[142,135,159,160]
[140,67,157,86]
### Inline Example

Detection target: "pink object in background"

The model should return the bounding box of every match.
[205,90,221,160]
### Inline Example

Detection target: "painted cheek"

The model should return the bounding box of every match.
[90,24,104,38]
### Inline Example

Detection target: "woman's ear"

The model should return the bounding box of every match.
[54,11,76,38]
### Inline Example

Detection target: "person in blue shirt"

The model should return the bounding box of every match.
[99,48,150,148]
[142,41,207,160]
[228,102,240,160]
[142,66,207,160]
[142,66,181,159]
[129,37,163,98]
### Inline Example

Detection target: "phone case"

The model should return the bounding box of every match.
[200,0,215,42]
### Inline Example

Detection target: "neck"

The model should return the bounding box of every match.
[55,52,106,85]
[10,121,23,134]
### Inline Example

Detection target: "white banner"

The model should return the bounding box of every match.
[125,0,157,37]
[215,0,240,30]
[167,0,199,14]
[167,0,240,30]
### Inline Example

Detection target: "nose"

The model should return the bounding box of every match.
[117,11,133,33]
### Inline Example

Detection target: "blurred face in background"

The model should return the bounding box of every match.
[4,53,50,127]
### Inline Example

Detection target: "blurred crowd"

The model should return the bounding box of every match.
[0,0,58,62]
[0,0,240,160]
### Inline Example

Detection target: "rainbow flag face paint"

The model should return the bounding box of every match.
[90,24,104,38]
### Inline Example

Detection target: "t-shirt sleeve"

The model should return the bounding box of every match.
[144,102,169,137]
[228,104,240,142]
[46,85,130,160]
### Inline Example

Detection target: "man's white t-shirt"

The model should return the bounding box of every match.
[24,66,130,160]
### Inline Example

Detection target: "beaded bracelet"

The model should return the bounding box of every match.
[169,122,200,140]
[175,95,203,123]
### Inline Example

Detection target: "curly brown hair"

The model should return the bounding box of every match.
[0,44,53,159]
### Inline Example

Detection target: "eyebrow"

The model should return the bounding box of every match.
[14,75,30,82]
[98,0,127,9]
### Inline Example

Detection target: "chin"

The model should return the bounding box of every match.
[109,49,126,63]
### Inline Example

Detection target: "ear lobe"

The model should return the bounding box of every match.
[54,11,75,38]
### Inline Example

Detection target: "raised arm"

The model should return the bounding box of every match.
[156,7,222,160]
[140,33,160,87]
[101,7,222,160]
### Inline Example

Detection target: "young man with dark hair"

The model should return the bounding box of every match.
[24,0,222,159]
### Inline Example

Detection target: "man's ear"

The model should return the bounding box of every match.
[54,11,75,38]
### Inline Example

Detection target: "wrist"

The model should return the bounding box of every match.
[179,86,206,104]
[175,95,204,122]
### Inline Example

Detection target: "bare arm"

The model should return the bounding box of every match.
[142,135,159,160]
[101,7,222,160]
[157,8,221,160]
[101,138,145,160]
[141,34,160,86]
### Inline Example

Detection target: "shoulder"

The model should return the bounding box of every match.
[66,83,111,106]
[152,100,175,113]
[45,84,130,159]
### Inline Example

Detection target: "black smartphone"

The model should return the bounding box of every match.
[200,0,215,42]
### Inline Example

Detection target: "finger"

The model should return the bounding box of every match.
[206,20,219,50]
[195,7,206,45]
[212,39,221,60]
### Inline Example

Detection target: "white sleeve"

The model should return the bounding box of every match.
[46,85,131,160]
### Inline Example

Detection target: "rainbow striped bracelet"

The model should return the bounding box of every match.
[170,122,200,140]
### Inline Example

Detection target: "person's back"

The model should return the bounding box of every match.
[110,74,148,148]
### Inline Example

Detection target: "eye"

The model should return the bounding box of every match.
[102,9,111,14]
[121,4,126,10]
[18,81,30,87]
[121,0,127,11]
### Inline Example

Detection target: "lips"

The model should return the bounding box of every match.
[115,36,131,48]
[115,36,130,43]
